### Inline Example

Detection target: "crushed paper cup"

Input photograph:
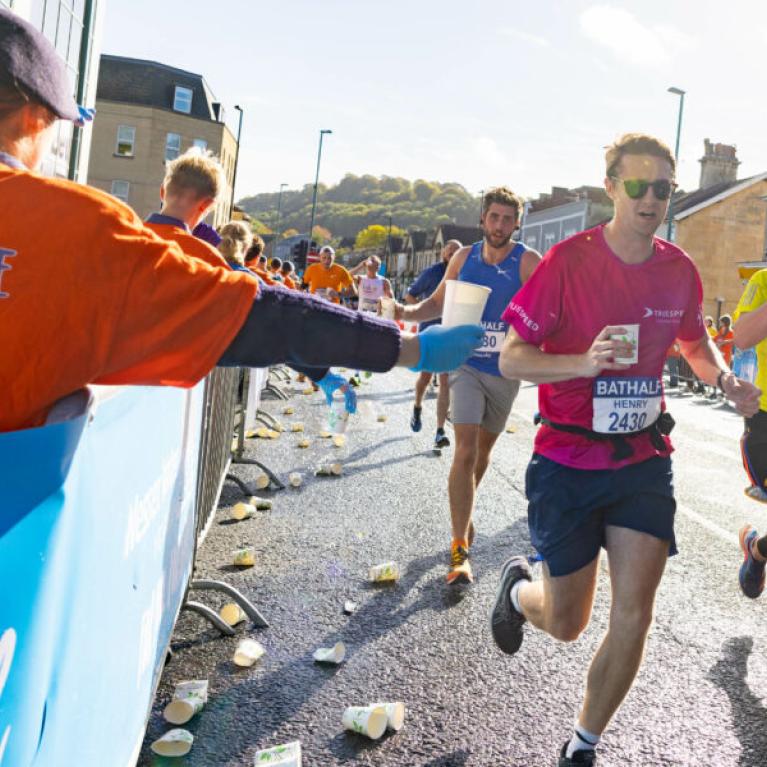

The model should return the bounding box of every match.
[232,547,255,567]
[232,502,256,521]
[505,425,516,433]
[332,435,346,448]
[290,423,304,432]
[302,387,314,395]
[369,562,399,583]
[256,427,270,439]
[253,740,302,766]
[318,430,332,439]
[150,728,194,757]
[163,680,208,725]
[342,705,388,740]
[248,496,273,511]
[368,701,405,732]
[330,463,343,476]
[315,463,343,477]
[297,438,310,449]
[220,602,247,627]
[377,414,388,423]
[233,638,265,667]
[289,472,302,487]
[283,406,294,415]
[313,641,346,665]
[343,600,357,615]
[268,429,280,439]
[255,473,270,490]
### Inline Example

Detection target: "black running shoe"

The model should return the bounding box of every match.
[558,742,597,765]
[490,555,531,655]
[410,405,423,432]
[435,428,450,448]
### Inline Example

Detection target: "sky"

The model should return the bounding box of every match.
[102,0,767,203]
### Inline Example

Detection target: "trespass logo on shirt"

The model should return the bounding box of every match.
[0,248,16,299]
[642,306,684,322]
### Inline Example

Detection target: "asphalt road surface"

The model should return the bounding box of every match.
[139,369,767,767]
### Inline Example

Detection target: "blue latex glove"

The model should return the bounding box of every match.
[317,372,358,414]
[192,222,222,247]
[410,324,484,373]
[74,105,95,127]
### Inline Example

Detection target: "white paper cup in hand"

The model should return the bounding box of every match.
[610,324,639,364]
[313,641,346,664]
[342,705,388,740]
[368,701,405,731]
[150,728,194,757]
[219,602,246,626]
[233,638,265,667]
[442,280,492,328]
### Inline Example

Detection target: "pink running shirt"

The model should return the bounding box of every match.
[502,225,704,469]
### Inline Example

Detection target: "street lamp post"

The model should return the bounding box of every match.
[666,86,685,241]
[276,182,288,236]
[230,105,244,218]
[308,129,332,253]
[385,214,393,261]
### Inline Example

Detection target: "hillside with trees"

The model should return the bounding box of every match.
[237,175,480,239]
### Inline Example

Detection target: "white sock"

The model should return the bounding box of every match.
[510,579,526,613]
[566,725,600,758]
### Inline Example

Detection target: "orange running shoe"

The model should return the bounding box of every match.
[447,541,473,585]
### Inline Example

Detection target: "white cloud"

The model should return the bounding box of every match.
[580,5,693,69]
[499,27,551,48]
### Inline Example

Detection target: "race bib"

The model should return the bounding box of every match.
[592,376,662,434]
[476,322,506,356]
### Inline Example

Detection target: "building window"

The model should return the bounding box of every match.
[111,180,130,202]
[115,125,135,157]
[525,235,537,248]
[193,139,208,151]
[563,228,577,239]
[165,132,181,162]
[173,86,193,114]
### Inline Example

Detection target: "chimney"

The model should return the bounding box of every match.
[699,139,740,188]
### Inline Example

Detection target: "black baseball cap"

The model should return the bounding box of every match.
[0,7,80,121]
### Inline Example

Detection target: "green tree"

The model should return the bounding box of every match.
[354,223,406,250]
[281,228,299,239]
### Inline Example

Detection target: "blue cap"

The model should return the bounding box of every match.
[0,8,80,121]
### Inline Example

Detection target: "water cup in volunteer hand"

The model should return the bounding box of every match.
[379,297,396,320]
[442,280,492,331]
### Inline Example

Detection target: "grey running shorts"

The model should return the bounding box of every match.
[448,364,520,434]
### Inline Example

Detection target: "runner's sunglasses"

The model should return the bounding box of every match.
[610,177,677,201]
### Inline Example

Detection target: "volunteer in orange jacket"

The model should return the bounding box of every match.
[0,9,483,433]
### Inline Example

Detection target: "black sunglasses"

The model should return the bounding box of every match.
[611,177,677,201]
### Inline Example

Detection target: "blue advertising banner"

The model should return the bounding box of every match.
[0,383,204,767]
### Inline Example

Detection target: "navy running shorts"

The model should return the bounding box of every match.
[525,453,677,577]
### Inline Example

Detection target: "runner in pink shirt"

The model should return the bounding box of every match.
[488,133,760,767]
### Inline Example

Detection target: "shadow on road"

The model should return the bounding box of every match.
[708,635,767,766]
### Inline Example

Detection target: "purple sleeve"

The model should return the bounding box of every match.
[218,284,402,372]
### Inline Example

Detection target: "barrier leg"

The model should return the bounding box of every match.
[181,601,236,636]
[264,381,289,400]
[190,579,269,628]
[227,458,286,491]
[254,409,279,430]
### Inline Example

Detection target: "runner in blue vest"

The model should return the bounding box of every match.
[394,188,541,583]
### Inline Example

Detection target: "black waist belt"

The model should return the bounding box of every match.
[534,411,675,461]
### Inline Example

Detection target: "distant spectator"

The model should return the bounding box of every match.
[302,245,355,304]
[218,221,253,270]
[268,257,283,282]
[243,237,275,284]
[281,260,297,289]
[716,314,735,367]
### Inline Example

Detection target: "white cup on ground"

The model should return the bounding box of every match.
[368,701,405,731]
[253,740,302,766]
[232,547,255,567]
[233,638,265,667]
[150,728,194,757]
[610,324,639,364]
[342,705,388,740]
[442,280,492,328]
[220,602,247,626]
[368,562,400,582]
